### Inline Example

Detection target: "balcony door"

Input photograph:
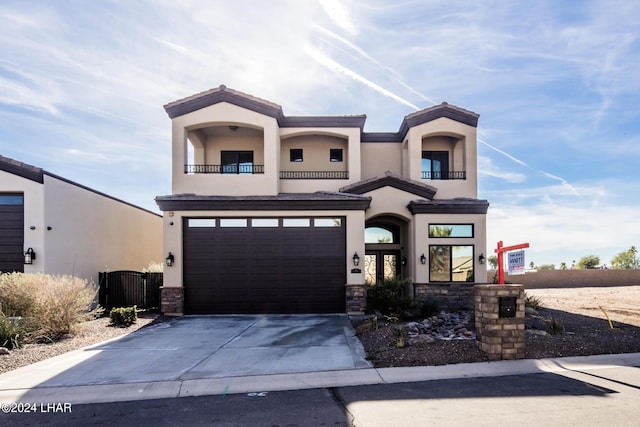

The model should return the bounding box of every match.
[221,151,254,174]
[422,151,449,180]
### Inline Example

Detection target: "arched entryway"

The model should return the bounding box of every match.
[364,217,407,284]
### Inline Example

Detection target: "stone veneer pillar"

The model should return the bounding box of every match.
[474,284,525,360]
[346,284,366,314]
[160,286,184,316]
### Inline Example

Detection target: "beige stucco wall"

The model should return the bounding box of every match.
[0,171,45,275]
[279,127,362,193]
[360,142,402,179]
[161,209,366,289]
[196,126,265,166]
[413,213,488,284]
[280,135,348,172]
[43,175,163,285]
[405,117,478,199]
[171,102,280,196]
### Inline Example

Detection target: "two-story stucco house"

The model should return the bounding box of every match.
[156,85,489,315]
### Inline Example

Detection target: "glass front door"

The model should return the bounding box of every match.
[364,250,400,284]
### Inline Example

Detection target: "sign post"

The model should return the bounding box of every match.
[494,241,530,284]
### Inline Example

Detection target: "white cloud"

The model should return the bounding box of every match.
[477,156,526,183]
[320,0,358,36]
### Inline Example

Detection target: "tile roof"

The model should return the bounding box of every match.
[0,155,44,183]
[407,198,489,214]
[164,85,478,135]
[340,171,438,199]
[155,192,372,211]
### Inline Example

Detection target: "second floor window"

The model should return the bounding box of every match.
[330,148,343,162]
[290,149,303,162]
[222,151,254,174]
[422,151,449,180]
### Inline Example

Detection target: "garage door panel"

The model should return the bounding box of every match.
[183,217,345,314]
[0,197,24,273]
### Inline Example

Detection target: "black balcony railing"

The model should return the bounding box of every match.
[185,164,264,174]
[279,171,349,179]
[421,171,466,180]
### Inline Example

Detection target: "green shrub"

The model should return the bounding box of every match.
[0,273,100,339]
[366,277,413,318]
[0,314,27,350]
[110,306,138,326]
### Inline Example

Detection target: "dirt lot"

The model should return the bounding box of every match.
[526,286,640,327]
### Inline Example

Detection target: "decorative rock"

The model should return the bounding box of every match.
[0,347,10,355]
[526,329,550,336]
[401,311,475,343]
[408,335,436,345]
[525,307,538,316]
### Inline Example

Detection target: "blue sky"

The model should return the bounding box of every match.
[1,0,639,267]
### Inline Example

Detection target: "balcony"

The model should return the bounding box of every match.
[185,164,265,174]
[279,171,349,179]
[421,171,466,180]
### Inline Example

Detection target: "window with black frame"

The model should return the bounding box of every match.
[422,151,449,180]
[429,245,474,282]
[221,151,254,174]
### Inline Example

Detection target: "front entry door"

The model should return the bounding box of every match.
[364,250,400,284]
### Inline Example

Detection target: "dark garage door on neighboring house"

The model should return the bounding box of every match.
[0,194,24,273]
[183,217,346,314]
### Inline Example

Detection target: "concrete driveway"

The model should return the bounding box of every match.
[0,314,371,389]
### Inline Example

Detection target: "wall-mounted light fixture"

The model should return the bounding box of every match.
[352,252,360,266]
[479,253,486,265]
[228,125,239,132]
[420,253,427,265]
[24,247,36,265]
[401,256,407,266]
[165,252,175,267]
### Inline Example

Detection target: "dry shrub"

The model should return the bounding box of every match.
[0,272,44,317]
[0,273,100,339]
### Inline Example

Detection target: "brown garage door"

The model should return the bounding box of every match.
[0,194,24,273]
[183,217,346,314]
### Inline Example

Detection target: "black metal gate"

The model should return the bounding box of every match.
[98,271,162,310]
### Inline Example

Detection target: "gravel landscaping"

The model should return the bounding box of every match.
[0,312,161,375]
[356,286,640,367]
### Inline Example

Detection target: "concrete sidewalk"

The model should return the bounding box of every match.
[1,349,639,405]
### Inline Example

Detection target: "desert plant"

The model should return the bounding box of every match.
[0,272,42,317]
[142,262,164,273]
[0,314,27,350]
[366,277,413,318]
[393,326,406,348]
[0,273,100,339]
[524,293,542,310]
[110,306,138,326]
[548,317,565,335]
[33,275,101,337]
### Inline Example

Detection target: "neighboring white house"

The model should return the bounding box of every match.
[0,155,163,285]
[156,85,489,315]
